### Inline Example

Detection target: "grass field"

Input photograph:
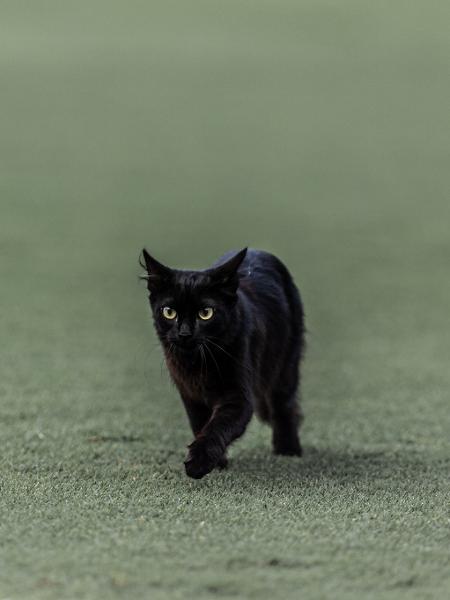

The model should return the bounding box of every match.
[1,1,449,598]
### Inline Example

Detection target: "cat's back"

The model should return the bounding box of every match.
[239,248,288,283]
[215,248,302,318]
[214,248,288,282]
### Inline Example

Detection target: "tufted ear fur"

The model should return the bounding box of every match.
[140,248,173,293]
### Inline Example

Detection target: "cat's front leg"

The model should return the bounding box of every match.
[184,397,253,479]
[181,395,228,474]
[181,395,211,436]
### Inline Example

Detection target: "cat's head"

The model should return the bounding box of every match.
[141,248,247,352]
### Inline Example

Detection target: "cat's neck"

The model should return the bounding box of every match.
[164,345,207,397]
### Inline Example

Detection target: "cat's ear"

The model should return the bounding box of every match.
[208,248,248,294]
[140,248,173,293]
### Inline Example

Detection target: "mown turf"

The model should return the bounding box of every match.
[1,1,449,599]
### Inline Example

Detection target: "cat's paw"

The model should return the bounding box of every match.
[184,438,222,479]
[272,427,303,457]
[216,454,228,470]
[273,437,303,457]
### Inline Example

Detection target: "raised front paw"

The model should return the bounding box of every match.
[184,438,222,479]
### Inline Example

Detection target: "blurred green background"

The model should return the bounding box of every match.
[1,1,449,599]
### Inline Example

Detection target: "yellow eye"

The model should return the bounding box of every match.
[162,307,177,320]
[198,307,214,321]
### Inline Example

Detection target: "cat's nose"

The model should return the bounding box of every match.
[178,331,192,338]
[178,323,192,338]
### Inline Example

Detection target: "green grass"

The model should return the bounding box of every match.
[1,1,449,598]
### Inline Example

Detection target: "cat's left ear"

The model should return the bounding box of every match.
[208,248,248,294]
[140,248,173,293]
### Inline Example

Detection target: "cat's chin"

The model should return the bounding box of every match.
[166,341,199,356]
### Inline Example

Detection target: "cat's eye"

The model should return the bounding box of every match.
[162,307,177,320]
[198,307,214,321]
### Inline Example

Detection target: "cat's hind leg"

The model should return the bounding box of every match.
[269,358,303,457]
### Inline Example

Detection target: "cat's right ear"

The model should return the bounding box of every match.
[139,248,173,293]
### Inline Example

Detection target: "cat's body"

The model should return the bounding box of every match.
[142,247,305,479]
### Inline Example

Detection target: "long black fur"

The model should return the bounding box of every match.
[141,247,305,479]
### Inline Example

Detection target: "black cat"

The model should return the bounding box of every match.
[141,247,305,479]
